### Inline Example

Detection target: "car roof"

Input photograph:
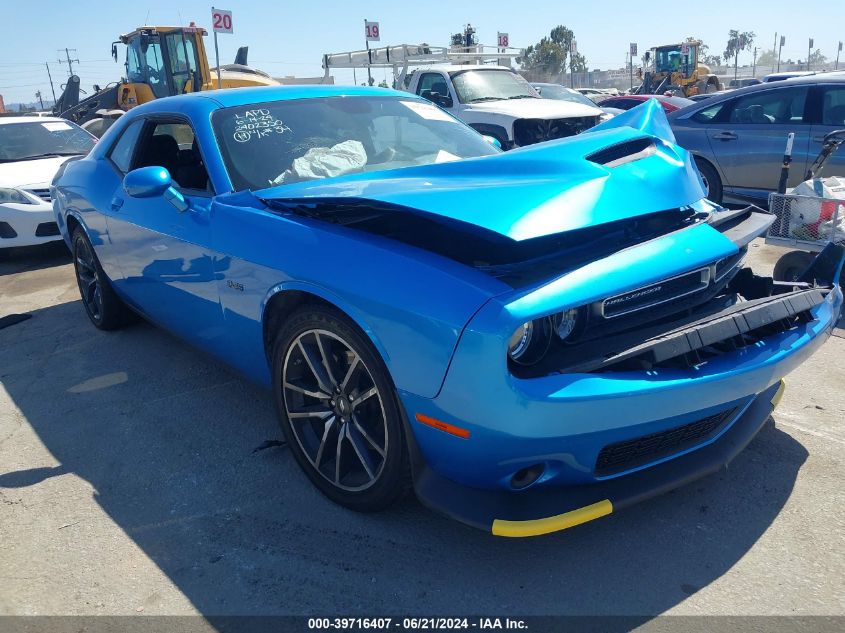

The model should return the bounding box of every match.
[0,115,69,125]
[130,84,416,114]
[669,71,845,118]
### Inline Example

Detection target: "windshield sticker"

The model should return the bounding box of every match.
[42,121,73,132]
[233,109,291,143]
[400,101,453,122]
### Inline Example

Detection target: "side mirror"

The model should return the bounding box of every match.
[482,135,503,150]
[123,166,189,212]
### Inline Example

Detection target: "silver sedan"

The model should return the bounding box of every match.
[668,73,845,205]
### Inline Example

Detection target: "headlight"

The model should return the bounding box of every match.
[553,308,582,342]
[0,188,34,205]
[507,318,552,365]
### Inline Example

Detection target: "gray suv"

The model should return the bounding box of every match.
[669,73,845,205]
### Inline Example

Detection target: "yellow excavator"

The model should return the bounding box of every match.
[636,41,722,97]
[54,24,278,135]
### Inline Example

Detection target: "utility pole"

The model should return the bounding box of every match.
[807,38,813,71]
[777,35,785,72]
[772,32,778,74]
[58,48,79,76]
[35,90,44,109]
[752,47,757,77]
[837,41,842,70]
[45,62,57,103]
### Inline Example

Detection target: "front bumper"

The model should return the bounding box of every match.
[0,202,62,248]
[398,282,841,536]
[411,380,784,537]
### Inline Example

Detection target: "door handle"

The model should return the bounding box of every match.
[712,132,738,141]
[110,196,124,212]
[812,137,825,142]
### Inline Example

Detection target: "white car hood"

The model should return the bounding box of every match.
[0,156,75,188]
[465,98,602,119]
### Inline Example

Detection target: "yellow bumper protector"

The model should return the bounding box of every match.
[492,499,613,537]
[771,379,786,409]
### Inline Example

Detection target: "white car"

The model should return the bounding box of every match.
[405,66,604,148]
[0,116,96,250]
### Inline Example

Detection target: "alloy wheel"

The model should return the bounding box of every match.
[282,329,388,492]
[74,237,103,323]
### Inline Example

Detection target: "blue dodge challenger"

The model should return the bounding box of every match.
[52,86,843,537]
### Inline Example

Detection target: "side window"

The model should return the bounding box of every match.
[165,33,199,94]
[729,88,808,124]
[133,120,211,193]
[416,73,448,97]
[821,87,845,126]
[692,102,727,123]
[108,119,144,173]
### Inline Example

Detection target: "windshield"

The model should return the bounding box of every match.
[0,121,96,162]
[213,96,500,191]
[534,84,596,107]
[451,69,538,104]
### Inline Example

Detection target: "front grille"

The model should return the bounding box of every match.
[513,116,598,146]
[0,221,18,239]
[601,267,710,318]
[35,222,60,237]
[595,407,738,477]
[26,188,51,202]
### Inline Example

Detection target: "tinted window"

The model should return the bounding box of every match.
[416,73,448,96]
[729,88,807,124]
[134,120,210,192]
[108,119,144,172]
[821,86,845,126]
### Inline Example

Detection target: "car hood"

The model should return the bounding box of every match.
[258,99,706,242]
[463,97,602,119]
[0,156,77,188]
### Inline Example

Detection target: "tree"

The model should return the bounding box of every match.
[518,25,584,78]
[809,49,828,65]
[757,48,777,67]
[724,30,755,79]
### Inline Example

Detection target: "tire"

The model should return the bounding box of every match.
[71,227,130,330]
[694,157,723,205]
[272,305,410,512]
[773,250,815,282]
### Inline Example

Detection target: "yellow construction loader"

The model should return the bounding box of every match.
[637,41,722,97]
[54,24,278,135]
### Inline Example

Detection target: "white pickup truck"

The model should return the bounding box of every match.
[403,65,606,149]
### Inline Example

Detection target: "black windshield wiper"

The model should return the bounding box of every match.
[14,152,85,162]
[466,96,503,103]
[507,94,538,99]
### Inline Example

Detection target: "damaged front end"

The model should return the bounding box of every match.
[508,209,844,379]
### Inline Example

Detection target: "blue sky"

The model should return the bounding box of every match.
[1,0,842,104]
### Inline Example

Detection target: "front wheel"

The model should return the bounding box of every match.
[72,227,130,330]
[272,305,410,512]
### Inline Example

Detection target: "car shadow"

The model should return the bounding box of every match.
[0,299,808,620]
[0,241,70,277]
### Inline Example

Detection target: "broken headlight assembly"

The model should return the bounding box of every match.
[508,307,586,365]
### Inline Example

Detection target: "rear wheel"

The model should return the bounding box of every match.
[272,305,409,512]
[72,227,130,330]
[773,250,815,282]
[694,158,723,205]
